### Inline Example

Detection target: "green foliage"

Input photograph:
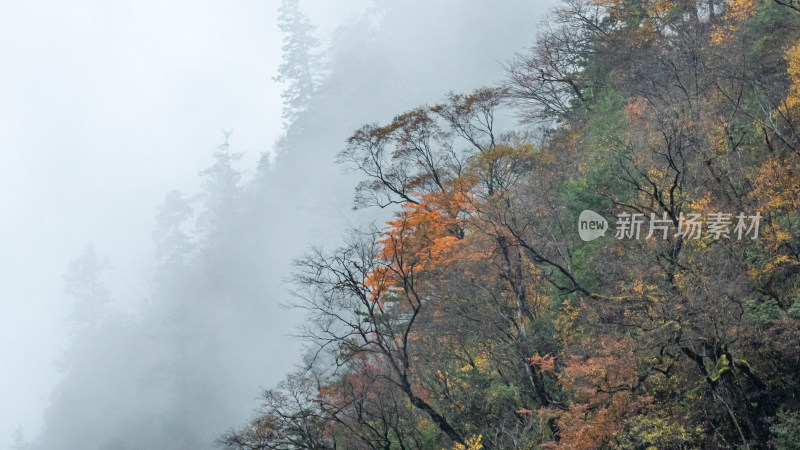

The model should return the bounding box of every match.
[745,0,800,68]
[769,410,800,450]
[787,299,800,319]
[746,297,783,324]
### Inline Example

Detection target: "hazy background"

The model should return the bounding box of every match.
[0,1,553,448]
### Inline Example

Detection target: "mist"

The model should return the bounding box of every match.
[1,1,553,448]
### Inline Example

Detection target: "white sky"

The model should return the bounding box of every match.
[0,0,369,445]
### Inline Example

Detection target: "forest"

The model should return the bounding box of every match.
[218,0,800,448]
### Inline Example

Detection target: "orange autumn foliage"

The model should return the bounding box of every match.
[374,191,474,277]
[543,338,652,449]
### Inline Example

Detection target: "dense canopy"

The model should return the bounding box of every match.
[218,0,800,448]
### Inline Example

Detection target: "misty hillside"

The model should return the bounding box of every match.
[8,0,800,449]
[8,1,548,449]
[221,0,800,448]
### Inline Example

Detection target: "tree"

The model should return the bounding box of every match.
[293,225,465,445]
[275,0,321,125]
[218,370,333,450]
[153,189,194,271]
[63,244,111,330]
[226,1,800,447]
[197,130,242,233]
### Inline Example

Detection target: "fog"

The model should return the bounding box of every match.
[1,1,553,448]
